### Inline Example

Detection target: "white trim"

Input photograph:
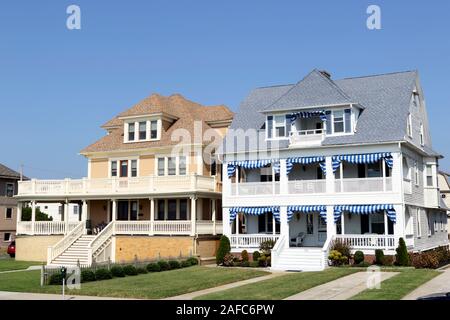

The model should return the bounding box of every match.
[123,118,161,144]
[4,207,13,220]
[108,157,139,178]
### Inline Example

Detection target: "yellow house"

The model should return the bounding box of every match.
[15,93,233,265]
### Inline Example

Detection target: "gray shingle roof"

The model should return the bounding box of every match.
[221,69,440,156]
[0,163,22,179]
[262,69,353,112]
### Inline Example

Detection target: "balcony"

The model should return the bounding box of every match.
[288,179,326,194]
[17,174,217,197]
[289,129,325,147]
[231,181,280,196]
[335,177,392,193]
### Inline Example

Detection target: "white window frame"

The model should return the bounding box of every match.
[407,113,412,138]
[326,108,353,136]
[416,208,422,238]
[5,207,13,220]
[108,157,139,178]
[156,155,189,176]
[5,183,14,197]
[424,164,434,187]
[124,117,161,143]
[427,211,432,237]
[419,123,424,146]
[414,161,419,186]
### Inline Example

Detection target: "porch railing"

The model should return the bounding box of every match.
[230,234,280,248]
[334,234,396,250]
[47,221,84,265]
[335,177,392,193]
[17,221,79,235]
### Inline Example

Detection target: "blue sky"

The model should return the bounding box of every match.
[1,0,449,178]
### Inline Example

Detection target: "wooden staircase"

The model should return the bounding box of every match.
[50,235,96,266]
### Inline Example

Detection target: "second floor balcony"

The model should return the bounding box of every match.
[17,174,219,198]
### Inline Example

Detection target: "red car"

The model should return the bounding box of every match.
[7,241,15,258]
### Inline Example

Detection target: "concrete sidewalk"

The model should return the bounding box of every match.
[402,267,450,300]
[284,271,398,300]
[0,291,133,300]
[164,272,285,300]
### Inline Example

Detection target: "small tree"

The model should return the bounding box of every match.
[353,251,365,265]
[241,250,249,262]
[216,235,231,265]
[21,207,53,221]
[375,249,385,265]
[395,237,410,266]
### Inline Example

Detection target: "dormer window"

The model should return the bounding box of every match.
[124,118,161,143]
[325,108,352,135]
[266,115,289,139]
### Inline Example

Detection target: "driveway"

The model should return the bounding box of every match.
[403,267,450,300]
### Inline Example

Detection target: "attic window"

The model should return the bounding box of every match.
[124,118,161,143]
[128,123,135,141]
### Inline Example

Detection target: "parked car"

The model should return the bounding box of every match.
[417,292,450,300]
[7,241,15,258]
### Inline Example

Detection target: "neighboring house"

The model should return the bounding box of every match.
[0,164,26,250]
[437,171,450,236]
[37,203,80,222]
[219,69,448,271]
[15,93,233,264]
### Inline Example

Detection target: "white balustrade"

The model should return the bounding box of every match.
[289,129,325,145]
[230,234,280,248]
[17,174,216,196]
[231,181,279,196]
[17,221,79,235]
[335,177,392,193]
[288,179,326,194]
[114,221,153,235]
[47,222,84,264]
[153,221,191,234]
[334,234,396,250]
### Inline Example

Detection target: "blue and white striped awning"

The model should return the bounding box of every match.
[227,159,276,177]
[229,206,280,222]
[289,111,327,124]
[286,156,326,175]
[334,204,396,223]
[287,205,327,222]
[331,152,394,172]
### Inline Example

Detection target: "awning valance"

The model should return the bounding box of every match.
[229,206,280,222]
[286,156,326,175]
[287,205,327,223]
[334,204,396,223]
[289,111,327,124]
[331,152,393,173]
[227,159,277,177]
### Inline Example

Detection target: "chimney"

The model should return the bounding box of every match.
[319,70,331,79]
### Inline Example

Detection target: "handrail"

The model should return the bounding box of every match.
[321,235,334,269]
[87,222,115,265]
[270,235,285,269]
[47,221,84,265]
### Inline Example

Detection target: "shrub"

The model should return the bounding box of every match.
[410,251,439,269]
[434,246,450,264]
[258,254,268,267]
[395,238,410,266]
[136,267,148,274]
[216,235,231,265]
[123,265,138,276]
[383,256,394,266]
[81,270,96,282]
[328,250,348,266]
[252,251,261,262]
[168,260,181,270]
[240,261,250,267]
[146,263,161,272]
[241,250,249,262]
[181,260,191,268]
[49,273,64,285]
[186,257,199,266]
[223,253,235,267]
[249,261,259,268]
[375,249,385,265]
[266,256,271,267]
[110,265,125,277]
[259,240,275,256]
[158,260,170,271]
[95,268,112,280]
[330,240,351,264]
[353,251,365,265]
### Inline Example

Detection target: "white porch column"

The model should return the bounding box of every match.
[64,201,69,234]
[149,198,155,235]
[235,167,239,196]
[16,202,22,234]
[279,159,288,194]
[325,156,335,193]
[82,200,88,222]
[384,210,389,250]
[280,206,289,248]
[112,199,117,222]
[31,201,36,235]
[235,213,239,235]
[326,205,336,239]
[272,215,276,235]
[393,204,404,246]
[341,212,345,235]
[222,207,231,236]
[190,196,197,236]
[212,199,216,235]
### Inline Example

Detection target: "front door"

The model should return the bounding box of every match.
[118,201,129,220]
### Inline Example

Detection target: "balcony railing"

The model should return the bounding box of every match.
[335,177,392,193]
[230,234,280,249]
[231,181,280,196]
[17,175,217,197]
[334,234,396,250]
[288,179,326,194]
[289,129,325,146]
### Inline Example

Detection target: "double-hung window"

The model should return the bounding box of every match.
[266,115,288,139]
[150,120,158,139]
[168,157,176,176]
[179,156,187,175]
[128,123,135,141]
[131,160,137,177]
[420,123,424,146]
[5,208,13,219]
[5,183,14,197]
[333,110,344,133]
[139,122,147,140]
[157,156,187,176]
[425,164,433,187]
[111,161,118,177]
[158,158,165,176]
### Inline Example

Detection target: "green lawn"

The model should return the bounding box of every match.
[351,268,440,300]
[0,259,42,272]
[196,268,359,300]
[0,266,268,299]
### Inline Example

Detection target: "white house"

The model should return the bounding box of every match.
[37,202,80,222]
[219,69,449,271]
